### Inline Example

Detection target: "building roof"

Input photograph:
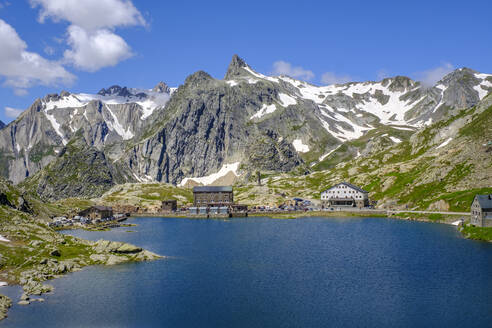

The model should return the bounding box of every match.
[322,182,368,194]
[475,194,492,211]
[193,186,233,193]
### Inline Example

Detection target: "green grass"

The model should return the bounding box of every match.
[460,224,492,242]
[101,183,193,206]
[428,213,444,221]
[28,143,56,164]
[459,105,492,139]
[436,188,492,212]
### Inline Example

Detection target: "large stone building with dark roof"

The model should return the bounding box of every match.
[193,186,234,206]
[78,205,113,220]
[471,194,492,227]
[321,182,369,208]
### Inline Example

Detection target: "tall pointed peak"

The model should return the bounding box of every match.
[224,54,248,80]
[152,81,170,93]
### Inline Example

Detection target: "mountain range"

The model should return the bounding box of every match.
[1,55,491,201]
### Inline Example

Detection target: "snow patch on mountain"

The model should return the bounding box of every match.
[278,93,297,107]
[44,86,172,121]
[45,94,84,111]
[318,106,372,141]
[77,90,170,120]
[436,137,453,149]
[319,145,341,161]
[389,136,402,143]
[391,126,415,131]
[243,66,279,83]
[178,162,240,187]
[473,73,492,100]
[44,110,67,145]
[250,104,277,119]
[292,139,310,153]
[104,105,134,140]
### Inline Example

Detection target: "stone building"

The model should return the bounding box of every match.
[78,206,113,220]
[161,200,177,212]
[321,182,369,208]
[193,186,233,206]
[471,194,492,227]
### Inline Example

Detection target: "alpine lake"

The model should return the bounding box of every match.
[1,216,491,327]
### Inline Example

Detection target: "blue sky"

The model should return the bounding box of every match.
[0,0,491,123]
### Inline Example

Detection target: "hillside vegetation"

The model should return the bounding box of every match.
[234,97,492,211]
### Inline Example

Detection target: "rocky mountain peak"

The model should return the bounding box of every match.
[185,70,214,87]
[43,93,62,103]
[152,81,171,94]
[439,67,480,87]
[97,85,132,98]
[224,54,248,80]
[60,90,71,98]
[386,76,416,92]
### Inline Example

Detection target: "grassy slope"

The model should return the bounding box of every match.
[98,183,193,208]
[459,224,492,242]
[234,102,492,211]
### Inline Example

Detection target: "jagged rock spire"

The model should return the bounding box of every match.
[224,54,248,80]
[152,81,170,93]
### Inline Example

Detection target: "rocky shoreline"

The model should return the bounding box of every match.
[0,294,11,321]
[0,210,161,322]
[0,237,161,320]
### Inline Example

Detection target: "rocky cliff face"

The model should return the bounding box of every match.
[118,56,491,185]
[0,83,172,184]
[121,68,312,184]
[20,135,135,201]
[1,55,491,197]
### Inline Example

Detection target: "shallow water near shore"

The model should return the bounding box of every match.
[1,217,491,327]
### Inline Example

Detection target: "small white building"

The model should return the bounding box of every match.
[321,182,369,208]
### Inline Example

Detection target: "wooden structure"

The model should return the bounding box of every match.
[320,182,369,208]
[193,186,233,206]
[161,200,177,212]
[471,194,492,227]
[78,206,113,220]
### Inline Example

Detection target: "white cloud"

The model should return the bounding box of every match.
[30,0,145,31]
[0,19,75,91]
[415,62,454,87]
[320,72,354,85]
[31,0,145,72]
[44,45,55,55]
[272,60,314,81]
[5,106,24,118]
[64,26,132,72]
[14,89,28,96]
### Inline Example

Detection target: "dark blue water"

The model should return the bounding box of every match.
[1,217,491,327]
